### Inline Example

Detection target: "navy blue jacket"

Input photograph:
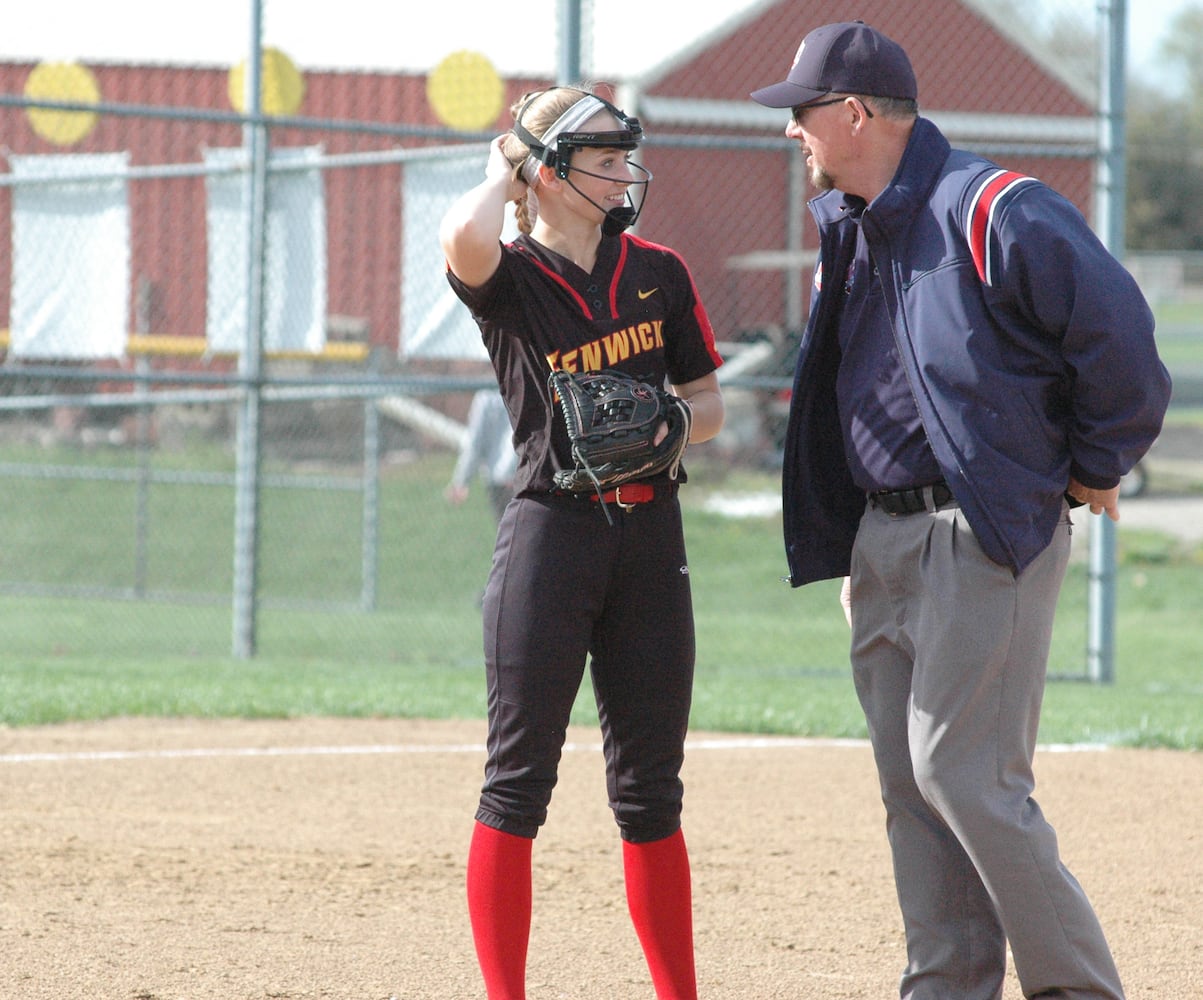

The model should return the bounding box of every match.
[783,117,1172,584]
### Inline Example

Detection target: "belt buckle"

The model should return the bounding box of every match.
[614,484,637,511]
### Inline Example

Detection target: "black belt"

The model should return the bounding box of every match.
[867,481,954,516]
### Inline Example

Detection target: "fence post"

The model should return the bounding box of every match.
[231,0,269,659]
[361,350,381,612]
[1087,0,1127,684]
[556,0,582,85]
[134,353,152,597]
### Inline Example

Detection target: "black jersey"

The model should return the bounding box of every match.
[447,232,723,496]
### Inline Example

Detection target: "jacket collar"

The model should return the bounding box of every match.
[809,117,951,230]
[864,117,950,229]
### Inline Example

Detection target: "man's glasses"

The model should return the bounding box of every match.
[790,95,875,126]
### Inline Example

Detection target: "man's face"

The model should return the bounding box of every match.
[785,96,859,192]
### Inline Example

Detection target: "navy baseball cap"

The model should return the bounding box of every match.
[750,20,917,109]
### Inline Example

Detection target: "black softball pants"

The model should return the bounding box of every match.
[475,492,695,843]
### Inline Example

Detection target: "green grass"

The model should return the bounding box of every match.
[1153,302,1203,369]
[1153,300,1203,333]
[1,443,1201,750]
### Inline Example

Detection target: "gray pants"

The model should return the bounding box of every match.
[849,498,1124,1000]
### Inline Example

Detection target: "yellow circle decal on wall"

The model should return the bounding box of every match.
[24,61,101,146]
[228,47,306,116]
[427,51,504,132]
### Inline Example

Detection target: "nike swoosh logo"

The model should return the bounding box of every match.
[637,287,659,299]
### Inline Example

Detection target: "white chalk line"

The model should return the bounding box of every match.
[0,734,1108,765]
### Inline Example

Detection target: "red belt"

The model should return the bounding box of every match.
[592,482,658,509]
[554,482,671,509]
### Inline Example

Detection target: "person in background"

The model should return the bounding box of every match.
[439,83,725,999]
[445,387,518,527]
[750,20,1170,1000]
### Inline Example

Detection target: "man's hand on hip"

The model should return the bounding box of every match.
[1067,477,1121,522]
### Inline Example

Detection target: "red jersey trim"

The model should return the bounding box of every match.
[514,244,593,319]
[609,235,629,317]
[624,234,724,370]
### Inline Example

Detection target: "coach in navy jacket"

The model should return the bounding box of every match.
[782,117,1170,586]
[754,19,1170,1000]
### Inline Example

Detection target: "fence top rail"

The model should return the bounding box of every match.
[0,331,370,364]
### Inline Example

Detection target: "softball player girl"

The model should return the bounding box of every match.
[440,85,724,999]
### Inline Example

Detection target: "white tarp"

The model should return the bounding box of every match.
[400,151,518,360]
[9,152,130,359]
[204,145,327,353]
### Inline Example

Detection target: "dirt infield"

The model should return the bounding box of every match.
[1,717,1200,1000]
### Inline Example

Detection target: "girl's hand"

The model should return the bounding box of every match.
[486,136,527,201]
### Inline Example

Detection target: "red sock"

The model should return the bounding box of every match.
[466,821,532,1000]
[622,828,698,1000]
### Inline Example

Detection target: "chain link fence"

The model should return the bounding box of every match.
[1,0,1113,665]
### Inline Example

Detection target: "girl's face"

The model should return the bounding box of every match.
[558,111,639,222]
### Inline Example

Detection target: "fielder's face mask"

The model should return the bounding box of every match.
[513,92,652,237]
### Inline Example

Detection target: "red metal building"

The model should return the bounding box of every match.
[0,0,1095,357]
